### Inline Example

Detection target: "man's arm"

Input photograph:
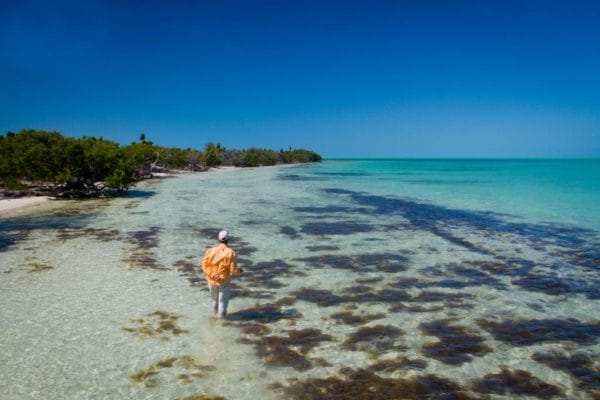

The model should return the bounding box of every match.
[201,249,211,275]
[230,252,243,275]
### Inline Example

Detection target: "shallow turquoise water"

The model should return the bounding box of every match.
[1,160,599,399]
[310,159,600,230]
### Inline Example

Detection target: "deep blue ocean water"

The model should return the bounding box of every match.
[1,159,599,399]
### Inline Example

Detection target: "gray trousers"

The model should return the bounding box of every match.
[208,283,230,318]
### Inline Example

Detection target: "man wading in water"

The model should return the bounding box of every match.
[201,230,243,319]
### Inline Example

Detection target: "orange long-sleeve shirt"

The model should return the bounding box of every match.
[202,243,240,285]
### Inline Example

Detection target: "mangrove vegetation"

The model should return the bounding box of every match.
[0,129,321,198]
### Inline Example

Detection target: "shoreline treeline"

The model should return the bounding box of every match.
[0,129,321,198]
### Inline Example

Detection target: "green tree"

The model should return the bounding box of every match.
[204,142,222,167]
[0,129,321,196]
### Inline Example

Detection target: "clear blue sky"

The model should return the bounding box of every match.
[1,0,599,157]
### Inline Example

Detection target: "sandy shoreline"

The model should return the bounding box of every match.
[0,164,302,217]
[0,196,53,216]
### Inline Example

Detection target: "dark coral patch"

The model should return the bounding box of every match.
[238,259,304,290]
[123,249,166,270]
[330,310,385,326]
[228,303,301,323]
[0,208,101,251]
[295,254,358,270]
[28,263,53,273]
[471,367,563,398]
[467,258,534,277]
[412,290,473,305]
[419,319,492,365]
[393,277,427,289]
[277,173,323,182]
[0,202,106,251]
[512,273,575,295]
[322,188,597,252]
[228,285,275,300]
[0,229,30,251]
[477,318,600,346]
[353,253,409,273]
[292,288,347,307]
[274,368,479,400]
[293,285,472,312]
[238,337,311,371]
[369,357,428,372]
[389,303,446,313]
[277,296,298,306]
[314,171,371,177]
[339,285,372,295]
[512,272,599,299]
[431,227,493,255]
[301,221,375,236]
[443,263,505,289]
[128,227,161,248]
[174,256,203,287]
[292,205,371,214]
[131,355,217,388]
[238,328,332,371]
[554,245,600,273]
[57,227,121,242]
[281,328,333,354]
[296,252,409,273]
[321,187,600,278]
[123,310,189,340]
[532,350,600,395]
[241,324,272,336]
[280,226,300,239]
[123,227,166,270]
[355,276,380,284]
[220,257,306,299]
[387,290,475,312]
[130,364,160,386]
[229,259,306,299]
[343,325,406,355]
[305,244,340,252]
[240,219,263,226]
[231,240,258,259]
[352,288,412,304]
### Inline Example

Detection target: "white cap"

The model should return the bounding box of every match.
[218,230,229,242]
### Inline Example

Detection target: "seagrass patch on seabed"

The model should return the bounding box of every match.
[27,262,53,273]
[471,367,563,398]
[174,255,203,287]
[56,227,122,242]
[236,327,333,371]
[123,226,167,270]
[532,349,600,397]
[123,310,189,340]
[476,318,600,346]
[419,318,492,365]
[268,368,481,400]
[130,355,217,388]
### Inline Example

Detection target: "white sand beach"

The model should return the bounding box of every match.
[0,196,52,215]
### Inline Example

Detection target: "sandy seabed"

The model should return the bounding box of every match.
[1,161,599,400]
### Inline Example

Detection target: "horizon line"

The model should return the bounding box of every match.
[323,156,600,160]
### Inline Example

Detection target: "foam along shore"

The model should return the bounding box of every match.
[0,196,52,216]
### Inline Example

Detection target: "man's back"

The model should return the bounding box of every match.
[202,243,238,285]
